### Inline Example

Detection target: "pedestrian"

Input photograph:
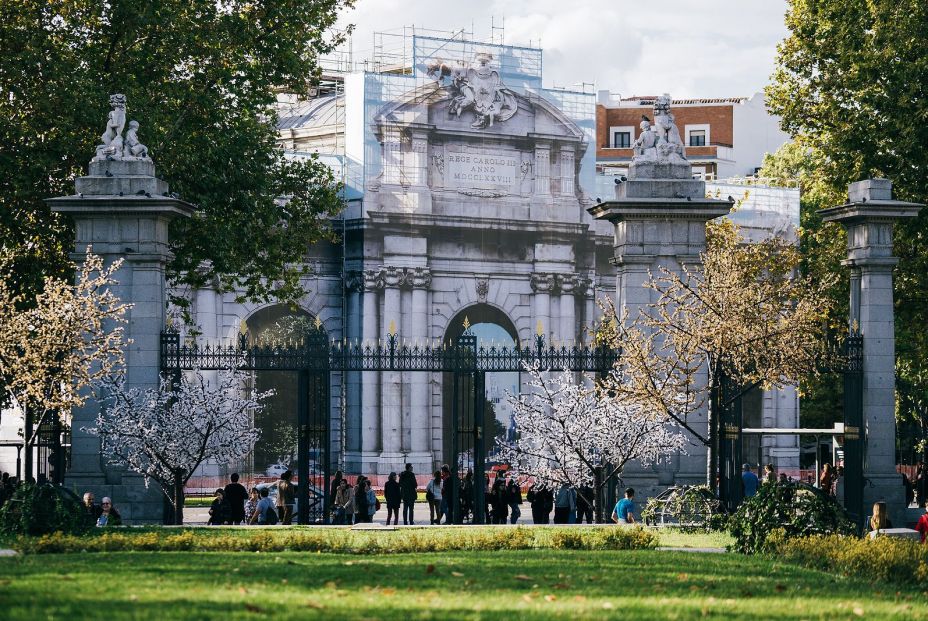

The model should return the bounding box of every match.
[426,471,443,524]
[868,500,893,532]
[208,488,229,525]
[489,478,508,524]
[462,470,475,523]
[763,464,776,485]
[82,491,102,523]
[96,496,122,527]
[915,506,928,543]
[399,463,418,525]
[440,464,453,524]
[365,479,378,523]
[915,461,926,508]
[333,478,352,525]
[384,472,401,525]
[252,487,278,525]
[224,472,249,525]
[576,484,594,523]
[354,476,369,523]
[276,470,295,525]
[553,482,576,524]
[778,472,789,484]
[244,487,260,524]
[819,463,835,496]
[742,463,759,498]
[611,488,636,524]
[506,478,522,524]
[527,483,550,524]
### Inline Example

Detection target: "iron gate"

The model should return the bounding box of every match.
[160,324,618,525]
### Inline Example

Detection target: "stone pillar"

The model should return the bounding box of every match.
[589,145,730,497]
[380,266,403,465]
[821,178,923,525]
[408,267,432,468]
[360,269,382,465]
[558,274,577,343]
[533,144,551,197]
[47,153,194,523]
[530,273,554,342]
[382,125,403,186]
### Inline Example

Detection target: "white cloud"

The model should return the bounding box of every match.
[337,0,788,98]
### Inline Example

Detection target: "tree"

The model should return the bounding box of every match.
[767,0,928,457]
[0,249,129,479]
[597,221,835,490]
[0,0,351,309]
[88,369,271,524]
[498,365,685,495]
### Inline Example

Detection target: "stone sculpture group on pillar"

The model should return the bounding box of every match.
[632,93,687,165]
[95,94,151,161]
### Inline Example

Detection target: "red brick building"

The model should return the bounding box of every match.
[596,92,789,180]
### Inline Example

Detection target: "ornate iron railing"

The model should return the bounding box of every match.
[160,330,619,373]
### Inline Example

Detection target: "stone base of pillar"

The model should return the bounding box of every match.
[65,472,164,524]
[377,452,407,475]
[401,451,434,477]
[864,473,907,528]
[358,451,382,476]
[343,451,363,474]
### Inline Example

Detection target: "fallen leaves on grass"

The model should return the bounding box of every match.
[451,571,464,577]
[514,574,532,581]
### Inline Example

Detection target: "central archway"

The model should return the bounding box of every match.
[442,304,519,471]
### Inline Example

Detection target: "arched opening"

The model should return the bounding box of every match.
[442,305,519,471]
[245,306,322,480]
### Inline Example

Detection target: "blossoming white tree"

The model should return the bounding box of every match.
[88,369,271,524]
[0,249,129,479]
[499,364,686,496]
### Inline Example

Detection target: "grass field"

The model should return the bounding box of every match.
[0,547,924,620]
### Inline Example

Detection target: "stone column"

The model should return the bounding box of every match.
[360,269,382,464]
[48,152,194,523]
[533,144,551,197]
[821,178,923,525]
[530,273,554,343]
[344,272,364,460]
[380,266,403,465]
[408,267,432,467]
[558,274,577,344]
[382,125,403,186]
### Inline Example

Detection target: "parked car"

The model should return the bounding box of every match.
[264,463,290,478]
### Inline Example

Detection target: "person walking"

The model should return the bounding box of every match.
[506,478,522,524]
[489,478,508,524]
[224,473,249,525]
[365,479,378,523]
[576,484,594,524]
[916,461,927,508]
[426,471,443,524]
[553,483,576,524]
[354,476,369,523]
[741,464,759,498]
[439,464,453,524]
[462,470,475,523]
[208,488,229,525]
[399,464,417,525]
[763,464,776,485]
[819,463,836,496]
[915,505,928,543]
[611,488,636,524]
[251,487,278,525]
[276,470,295,525]
[332,479,350,525]
[384,472,401,525]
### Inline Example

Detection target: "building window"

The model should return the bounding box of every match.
[689,130,706,147]
[613,132,631,148]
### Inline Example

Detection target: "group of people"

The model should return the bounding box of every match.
[903,461,928,508]
[331,472,380,524]
[81,491,122,527]
[207,471,296,526]
[740,462,844,499]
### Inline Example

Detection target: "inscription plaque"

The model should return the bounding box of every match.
[446,152,518,192]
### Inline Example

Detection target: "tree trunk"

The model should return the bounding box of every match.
[172,469,185,525]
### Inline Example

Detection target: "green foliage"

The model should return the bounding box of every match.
[12,525,659,554]
[0,483,91,536]
[728,481,854,554]
[774,534,928,588]
[767,1,928,451]
[0,0,351,309]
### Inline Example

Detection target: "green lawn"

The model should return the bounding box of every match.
[0,549,923,620]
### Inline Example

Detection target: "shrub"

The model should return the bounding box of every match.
[773,534,928,588]
[729,481,854,554]
[0,483,91,536]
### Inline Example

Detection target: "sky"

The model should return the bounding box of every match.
[336,0,790,99]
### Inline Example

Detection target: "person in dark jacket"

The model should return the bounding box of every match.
[398,464,418,525]
[506,478,523,524]
[384,472,401,525]
[462,470,475,523]
[576,484,594,524]
[208,488,229,525]
[354,476,369,523]
[223,473,249,525]
[489,478,508,524]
